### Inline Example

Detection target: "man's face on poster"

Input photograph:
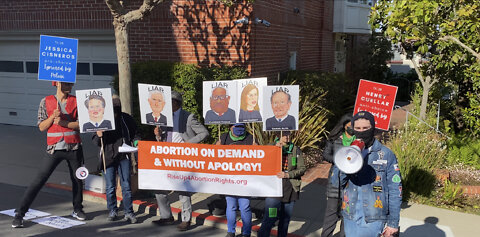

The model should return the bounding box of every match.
[148,92,166,115]
[271,91,292,119]
[210,87,230,115]
[88,98,105,121]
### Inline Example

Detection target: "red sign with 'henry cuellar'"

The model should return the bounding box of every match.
[353,79,398,131]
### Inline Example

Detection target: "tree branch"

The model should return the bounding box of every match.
[440,35,480,62]
[105,0,126,18]
[124,0,166,24]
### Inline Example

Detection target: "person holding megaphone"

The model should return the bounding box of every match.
[334,111,402,237]
[321,113,354,237]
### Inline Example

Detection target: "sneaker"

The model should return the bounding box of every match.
[177,221,190,231]
[72,210,86,221]
[124,213,137,224]
[152,216,175,225]
[12,214,23,228]
[225,233,235,237]
[107,210,118,221]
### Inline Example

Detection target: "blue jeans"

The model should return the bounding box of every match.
[226,196,252,235]
[258,198,295,237]
[104,159,133,214]
[343,186,385,237]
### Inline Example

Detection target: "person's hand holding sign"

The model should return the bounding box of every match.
[96,131,103,138]
[276,172,288,179]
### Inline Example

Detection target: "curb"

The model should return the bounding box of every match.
[45,183,305,237]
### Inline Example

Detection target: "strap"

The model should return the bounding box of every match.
[47,131,78,137]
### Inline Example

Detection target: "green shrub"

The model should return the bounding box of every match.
[447,134,480,169]
[386,125,448,200]
[439,179,465,207]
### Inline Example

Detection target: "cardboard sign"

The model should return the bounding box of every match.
[138,83,173,127]
[235,77,268,123]
[32,216,85,229]
[138,141,282,197]
[76,88,116,133]
[203,80,238,125]
[353,79,398,131]
[38,35,78,83]
[262,85,299,131]
[0,209,50,220]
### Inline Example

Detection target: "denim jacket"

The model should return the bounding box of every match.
[336,139,402,229]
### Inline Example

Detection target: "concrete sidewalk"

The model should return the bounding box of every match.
[1,123,478,236]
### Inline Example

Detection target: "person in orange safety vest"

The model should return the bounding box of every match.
[12,81,87,228]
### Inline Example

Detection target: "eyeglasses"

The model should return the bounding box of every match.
[211,95,228,100]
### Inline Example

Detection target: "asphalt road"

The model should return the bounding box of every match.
[0,183,227,237]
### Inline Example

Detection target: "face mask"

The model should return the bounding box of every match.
[354,128,375,147]
[232,126,246,136]
[346,127,355,136]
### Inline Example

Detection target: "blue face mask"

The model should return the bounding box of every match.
[232,126,246,136]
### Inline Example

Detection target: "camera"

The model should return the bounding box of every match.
[254,18,270,27]
[234,17,249,25]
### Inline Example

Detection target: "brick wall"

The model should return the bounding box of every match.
[0,0,335,80]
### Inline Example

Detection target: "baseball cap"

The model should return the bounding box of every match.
[352,111,376,129]
[171,91,183,104]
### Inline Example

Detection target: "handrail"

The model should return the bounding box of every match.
[394,105,451,140]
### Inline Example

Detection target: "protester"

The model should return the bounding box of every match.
[337,111,402,237]
[320,114,354,237]
[12,81,86,228]
[258,131,305,237]
[152,91,209,231]
[216,123,255,237]
[92,95,138,224]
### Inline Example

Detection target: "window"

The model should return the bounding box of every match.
[26,62,38,73]
[0,61,23,73]
[77,63,90,75]
[93,63,118,76]
[289,52,297,70]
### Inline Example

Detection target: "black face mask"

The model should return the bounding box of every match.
[346,127,355,137]
[354,128,375,147]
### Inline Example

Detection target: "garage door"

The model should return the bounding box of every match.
[0,34,118,126]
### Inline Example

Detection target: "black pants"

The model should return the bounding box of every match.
[16,148,84,216]
[321,196,345,237]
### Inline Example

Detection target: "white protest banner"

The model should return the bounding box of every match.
[138,141,282,197]
[76,88,115,133]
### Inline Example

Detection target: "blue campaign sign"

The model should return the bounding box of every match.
[38,35,78,83]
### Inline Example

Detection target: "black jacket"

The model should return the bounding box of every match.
[92,112,139,171]
[322,137,344,198]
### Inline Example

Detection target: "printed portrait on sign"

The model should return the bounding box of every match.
[235,77,267,123]
[263,85,299,131]
[203,80,237,125]
[138,83,173,127]
[76,88,115,133]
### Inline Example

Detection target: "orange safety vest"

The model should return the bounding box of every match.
[45,95,81,145]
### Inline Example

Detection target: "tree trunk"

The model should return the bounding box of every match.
[420,82,430,120]
[113,17,132,115]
